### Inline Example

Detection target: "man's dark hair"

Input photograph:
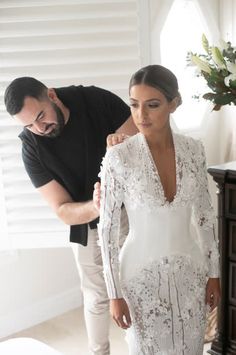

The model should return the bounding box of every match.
[4,77,48,115]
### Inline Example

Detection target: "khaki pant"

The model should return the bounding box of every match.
[72,209,128,355]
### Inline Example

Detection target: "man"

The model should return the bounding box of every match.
[4,77,137,355]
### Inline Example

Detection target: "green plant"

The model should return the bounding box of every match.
[189,34,236,111]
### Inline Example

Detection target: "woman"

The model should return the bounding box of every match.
[96,65,220,354]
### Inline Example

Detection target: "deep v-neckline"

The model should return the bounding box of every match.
[139,132,179,205]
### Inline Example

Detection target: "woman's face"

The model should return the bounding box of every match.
[129,84,177,136]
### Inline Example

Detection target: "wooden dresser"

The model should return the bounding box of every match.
[208,162,236,355]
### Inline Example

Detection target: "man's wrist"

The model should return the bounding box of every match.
[90,200,99,220]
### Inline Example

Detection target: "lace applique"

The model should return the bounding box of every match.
[122,255,207,355]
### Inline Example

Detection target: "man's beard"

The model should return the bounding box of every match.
[43,102,65,138]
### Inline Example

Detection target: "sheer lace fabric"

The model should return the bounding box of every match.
[98,132,219,355]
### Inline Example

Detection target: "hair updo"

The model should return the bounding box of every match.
[129,64,182,107]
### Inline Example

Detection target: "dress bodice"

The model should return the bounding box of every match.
[120,205,203,282]
[98,132,219,299]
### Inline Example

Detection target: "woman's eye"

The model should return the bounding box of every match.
[148,103,159,108]
[130,103,138,108]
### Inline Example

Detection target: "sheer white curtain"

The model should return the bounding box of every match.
[196,0,220,41]
[149,0,174,64]
[148,0,220,136]
[218,0,236,162]
[149,0,220,62]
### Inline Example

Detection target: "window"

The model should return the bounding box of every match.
[160,0,213,132]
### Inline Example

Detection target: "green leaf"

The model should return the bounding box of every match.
[203,93,216,101]
[213,93,236,105]
[230,79,236,88]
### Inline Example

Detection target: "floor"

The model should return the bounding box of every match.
[3,307,212,354]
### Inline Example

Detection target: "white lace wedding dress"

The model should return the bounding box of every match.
[98,132,219,355]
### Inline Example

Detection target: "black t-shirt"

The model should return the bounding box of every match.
[19,85,130,245]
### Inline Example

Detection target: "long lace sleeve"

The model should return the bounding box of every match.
[98,148,124,299]
[192,141,220,278]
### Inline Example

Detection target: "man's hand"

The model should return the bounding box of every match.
[107,133,129,148]
[110,298,131,329]
[206,278,221,312]
[93,182,101,211]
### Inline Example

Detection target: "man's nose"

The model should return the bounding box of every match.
[34,121,46,134]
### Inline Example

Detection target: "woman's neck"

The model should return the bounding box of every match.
[145,127,174,151]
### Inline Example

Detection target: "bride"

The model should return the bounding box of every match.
[96,64,220,355]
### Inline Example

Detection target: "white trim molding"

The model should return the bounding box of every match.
[0,286,82,339]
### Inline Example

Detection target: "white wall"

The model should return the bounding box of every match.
[0,248,81,338]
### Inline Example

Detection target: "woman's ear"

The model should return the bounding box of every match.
[169,97,178,113]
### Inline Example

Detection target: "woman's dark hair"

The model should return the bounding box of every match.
[4,77,48,115]
[129,64,182,106]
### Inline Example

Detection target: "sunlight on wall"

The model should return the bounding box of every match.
[161,0,210,132]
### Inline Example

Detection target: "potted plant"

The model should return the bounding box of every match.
[189,34,236,111]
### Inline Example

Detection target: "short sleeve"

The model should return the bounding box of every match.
[20,133,53,188]
[99,87,131,131]
[82,86,131,132]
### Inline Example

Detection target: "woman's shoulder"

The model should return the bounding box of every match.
[100,134,140,180]
[106,133,140,158]
[101,134,140,176]
[174,132,203,153]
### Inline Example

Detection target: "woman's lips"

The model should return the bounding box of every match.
[138,122,152,127]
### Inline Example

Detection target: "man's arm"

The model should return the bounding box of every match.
[115,115,138,136]
[37,116,136,225]
[38,179,99,225]
[107,115,138,147]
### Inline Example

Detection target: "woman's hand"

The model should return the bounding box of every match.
[107,133,129,148]
[110,298,132,329]
[93,182,101,211]
[206,277,221,312]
